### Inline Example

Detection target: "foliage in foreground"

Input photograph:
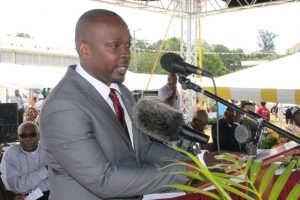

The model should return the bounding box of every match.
[164,146,300,200]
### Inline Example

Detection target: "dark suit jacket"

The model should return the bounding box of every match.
[211,118,244,152]
[40,65,187,200]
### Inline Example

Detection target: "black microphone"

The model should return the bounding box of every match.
[132,98,209,145]
[160,52,212,77]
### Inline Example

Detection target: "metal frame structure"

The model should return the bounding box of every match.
[91,0,299,119]
[91,0,299,17]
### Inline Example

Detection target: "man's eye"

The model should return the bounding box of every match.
[111,44,120,49]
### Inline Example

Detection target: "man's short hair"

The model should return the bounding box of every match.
[18,121,39,135]
[241,101,255,109]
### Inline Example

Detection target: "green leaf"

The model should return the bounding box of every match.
[244,157,253,175]
[268,160,296,200]
[258,163,280,195]
[165,184,222,200]
[221,184,255,200]
[250,161,262,183]
[214,176,256,195]
[176,171,206,182]
[216,153,237,163]
[286,183,300,200]
[171,146,232,200]
[212,172,244,182]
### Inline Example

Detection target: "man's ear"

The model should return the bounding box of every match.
[78,42,90,59]
[16,135,20,141]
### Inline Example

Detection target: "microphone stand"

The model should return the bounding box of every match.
[178,75,299,198]
[178,76,300,144]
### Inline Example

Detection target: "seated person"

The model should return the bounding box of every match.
[190,110,209,133]
[286,106,300,136]
[211,107,245,152]
[0,122,49,200]
[241,101,256,112]
[189,110,215,152]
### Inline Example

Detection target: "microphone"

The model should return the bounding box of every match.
[160,52,212,77]
[132,98,209,145]
[234,116,259,144]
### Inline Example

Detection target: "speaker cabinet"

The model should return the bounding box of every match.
[0,103,18,142]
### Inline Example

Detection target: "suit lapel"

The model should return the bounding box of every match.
[119,86,140,155]
[67,66,134,151]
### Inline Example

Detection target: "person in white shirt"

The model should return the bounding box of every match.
[158,73,180,110]
[35,94,44,111]
[10,89,24,125]
[0,121,49,199]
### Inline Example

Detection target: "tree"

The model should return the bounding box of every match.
[203,53,229,77]
[201,41,229,76]
[210,44,242,72]
[257,29,278,54]
[130,37,181,74]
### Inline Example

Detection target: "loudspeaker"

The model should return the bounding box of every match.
[0,103,18,142]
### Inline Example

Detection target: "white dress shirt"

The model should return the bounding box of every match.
[75,63,134,148]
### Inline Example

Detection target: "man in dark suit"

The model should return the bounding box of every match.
[211,107,244,152]
[40,9,188,200]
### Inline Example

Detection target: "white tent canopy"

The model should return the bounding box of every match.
[202,53,300,104]
[0,63,169,91]
[0,63,68,88]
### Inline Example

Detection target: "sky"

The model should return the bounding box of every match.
[1,0,300,54]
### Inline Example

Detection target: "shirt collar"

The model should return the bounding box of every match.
[75,63,122,99]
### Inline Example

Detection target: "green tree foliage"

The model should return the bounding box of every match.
[201,41,229,76]
[129,51,166,74]
[257,29,278,54]
[164,37,181,52]
[203,53,229,77]
[210,44,242,72]
[132,37,181,74]
[129,37,279,76]
[135,39,149,51]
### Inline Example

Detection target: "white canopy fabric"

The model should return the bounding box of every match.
[0,63,67,88]
[0,63,170,91]
[202,53,300,104]
[123,71,168,90]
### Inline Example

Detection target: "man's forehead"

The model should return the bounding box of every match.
[21,124,36,131]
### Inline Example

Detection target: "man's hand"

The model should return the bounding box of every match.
[203,151,220,166]
[14,195,27,200]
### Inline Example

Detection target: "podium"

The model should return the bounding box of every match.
[160,141,300,200]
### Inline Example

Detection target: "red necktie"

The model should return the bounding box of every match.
[109,89,129,138]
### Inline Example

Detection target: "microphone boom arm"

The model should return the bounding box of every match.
[178,76,300,144]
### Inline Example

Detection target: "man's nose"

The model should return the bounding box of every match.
[120,46,131,58]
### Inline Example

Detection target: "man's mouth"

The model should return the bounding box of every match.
[118,64,128,74]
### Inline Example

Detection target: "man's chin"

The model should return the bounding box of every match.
[22,146,38,152]
[113,77,125,84]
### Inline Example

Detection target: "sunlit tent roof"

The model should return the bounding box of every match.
[123,71,167,90]
[202,53,300,104]
[0,63,169,91]
[0,63,67,88]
